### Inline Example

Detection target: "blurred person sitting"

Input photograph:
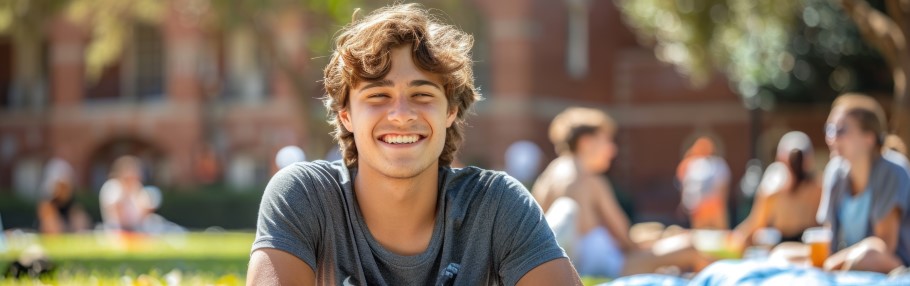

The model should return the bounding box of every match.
[100,156,183,234]
[828,132,910,274]
[100,156,153,232]
[817,94,910,272]
[885,134,908,156]
[533,107,701,278]
[677,137,731,230]
[36,158,91,234]
[733,131,822,247]
[818,107,910,273]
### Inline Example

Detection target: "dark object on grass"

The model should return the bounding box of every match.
[3,254,55,279]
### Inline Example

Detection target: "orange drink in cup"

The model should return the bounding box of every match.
[802,227,832,267]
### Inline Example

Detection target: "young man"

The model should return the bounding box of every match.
[248,4,580,285]
[533,107,699,278]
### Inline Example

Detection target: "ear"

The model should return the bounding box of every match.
[445,107,457,128]
[339,108,354,132]
[575,134,591,154]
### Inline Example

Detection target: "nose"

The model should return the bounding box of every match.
[387,94,417,124]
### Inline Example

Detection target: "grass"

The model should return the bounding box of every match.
[1,232,613,285]
[581,276,611,286]
[0,232,253,285]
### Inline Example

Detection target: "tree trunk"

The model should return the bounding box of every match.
[839,0,910,148]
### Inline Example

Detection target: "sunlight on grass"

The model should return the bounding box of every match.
[0,232,253,285]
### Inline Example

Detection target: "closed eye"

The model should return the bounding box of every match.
[367,93,389,99]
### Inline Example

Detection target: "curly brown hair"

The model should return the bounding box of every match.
[323,3,481,168]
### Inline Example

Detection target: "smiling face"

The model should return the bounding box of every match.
[339,45,456,179]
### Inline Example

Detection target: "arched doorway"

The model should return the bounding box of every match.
[86,137,167,192]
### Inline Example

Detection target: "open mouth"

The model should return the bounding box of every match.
[379,134,425,144]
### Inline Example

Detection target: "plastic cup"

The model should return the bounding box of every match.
[802,227,832,267]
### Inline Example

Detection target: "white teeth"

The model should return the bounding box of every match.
[383,135,419,144]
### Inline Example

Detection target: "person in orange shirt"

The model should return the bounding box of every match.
[677,137,731,230]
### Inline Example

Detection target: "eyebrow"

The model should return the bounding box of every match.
[359,79,394,91]
[409,80,442,90]
[358,79,443,92]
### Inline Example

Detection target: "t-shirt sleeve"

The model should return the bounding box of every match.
[251,165,323,271]
[491,173,568,285]
[871,162,910,221]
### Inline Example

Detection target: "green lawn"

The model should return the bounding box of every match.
[1,232,611,285]
[1,232,253,285]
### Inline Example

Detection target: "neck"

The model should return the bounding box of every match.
[353,162,440,253]
[848,152,880,196]
[569,153,596,175]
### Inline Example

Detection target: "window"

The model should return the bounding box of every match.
[0,37,12,108]
[1,36,50,110]
[85,23,165,103]
[132,24,164,101]
[221,28,268,103]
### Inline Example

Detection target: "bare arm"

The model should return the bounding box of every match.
[873,207,902,253]
[37,201,63,234]
[248,248,315,286]
[732,190,775,247]
[516,258,582,286]
[593,177,636,250]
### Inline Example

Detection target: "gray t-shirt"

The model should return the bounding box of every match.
[252,160,566,285]
[818,154,910,264]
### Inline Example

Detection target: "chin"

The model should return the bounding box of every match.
[379,167,422,179]
[376,160,436,179]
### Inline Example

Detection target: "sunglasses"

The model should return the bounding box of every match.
[825,123,848,141]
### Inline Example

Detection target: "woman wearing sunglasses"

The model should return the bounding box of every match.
[818,102,910,273]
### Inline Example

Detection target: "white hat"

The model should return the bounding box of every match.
[42,158,74,197]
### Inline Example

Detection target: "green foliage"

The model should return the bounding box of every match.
[616,0,800,97]
[0,185,264,231]
[64,0,166,80]
[0,0,360,82]
[154,187,263,230]
[0,0,68,33]
[615,0,889,106]
[769,0,890,103]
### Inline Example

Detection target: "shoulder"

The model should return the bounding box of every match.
[262,160,347,204]
[883,150,910,178]
[757,162,790,197]
[447,166,523,192]
[445,166,533,207]
[534,158,576,190]
[269,160,345,188]
[870,156,910,219]
[875,157,910,186]
[99,179,124,203]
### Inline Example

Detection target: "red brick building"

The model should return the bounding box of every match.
[1,0,837,223]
